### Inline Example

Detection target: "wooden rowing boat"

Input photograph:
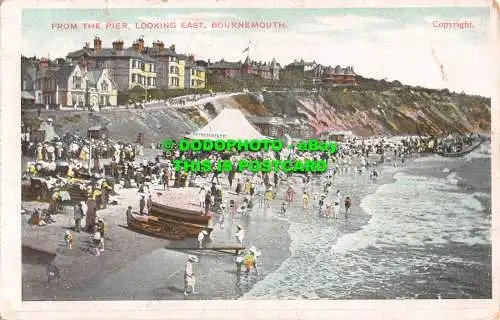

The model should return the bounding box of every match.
[127,212,213,240]
[151,202,211,225]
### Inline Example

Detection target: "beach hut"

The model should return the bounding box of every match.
[87,126,109,140]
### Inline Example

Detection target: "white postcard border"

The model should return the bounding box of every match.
[1,0,499,319]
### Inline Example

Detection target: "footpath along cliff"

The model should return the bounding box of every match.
[33,84,490,143]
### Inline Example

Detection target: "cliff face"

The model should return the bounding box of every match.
[42,86,490,144]
[232,88,491,137]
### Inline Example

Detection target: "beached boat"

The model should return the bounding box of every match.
[127,211,212,240]
[433,137,485,158]
[126,188,213,240]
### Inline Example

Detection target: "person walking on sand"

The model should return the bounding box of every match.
[303,191,309,209]
[204,191,212,216]
[147,195,153,215]
[93,225,102,256]
[64,230,74,250]
[184,255,198,295]
[97,218,106,252]
[280,201,287,215]
[344,196,352,218]
[197,230,208,248]
[219,204,226,229]
[163,168,170,190]
[198,186,206,207]
[243,246,260,275]
[73,202,84,232]
[139,195,146,215]
[235,178,242,194]
[84,199,96,232]
[235,225,245,247]
[126,206,133,221]
[333,199,340,219]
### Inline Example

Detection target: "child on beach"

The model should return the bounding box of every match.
[333,201,340,219]
[324,205,331,218]
[64,230,74,250]
[244,179,252,195]
[280,202,287,215]
[265,187,273,208]
[344,196,352,218]
[303,191,309,209]
[219,204,226,229]
[93,225,101,256]
[235,179,242,194]
[312,192,319,209]
[198,186,206,207]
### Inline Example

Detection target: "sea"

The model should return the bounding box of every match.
[241,144,492,300]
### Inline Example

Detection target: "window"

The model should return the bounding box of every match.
[73,76,82,89]
[191,70,195,76]
[191,80,195,87]
[132,74,137,83]
[101,81,109,91]
[170,66,174,73]
[175,67,179,74]
[22,81,26,90]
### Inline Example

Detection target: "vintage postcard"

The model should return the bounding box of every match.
[1,0,499,319]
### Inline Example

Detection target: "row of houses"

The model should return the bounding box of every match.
[65,38,208,92]
[21,36,358,107]
[284,59,357,86]
[22,57,118,107]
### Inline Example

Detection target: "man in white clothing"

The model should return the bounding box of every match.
[197,230,208,248]
[184,255,198,295]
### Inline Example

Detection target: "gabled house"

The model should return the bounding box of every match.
[55,63,87,106]
[321,65,357,86]
[85,69,118,107]
[38,63,118,107]
[66,37,157,91]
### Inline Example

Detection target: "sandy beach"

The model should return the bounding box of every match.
[21,142,492,300]
[22,153,395,300]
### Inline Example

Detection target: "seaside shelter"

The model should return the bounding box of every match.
[185,108,268,141]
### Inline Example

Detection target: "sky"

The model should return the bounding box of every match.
[21,7,491,97]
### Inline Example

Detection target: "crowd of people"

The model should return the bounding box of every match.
[24,121,484,293]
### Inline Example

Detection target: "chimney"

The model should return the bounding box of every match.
[137,37,145,52]
[94,36,102,52]
[133,41,140,52]
[169,44,176,52]
[153,40,165,52]
[188,54,195,62]
[39,57,49,70]
[112,40,124,50]
[85,42,90,48]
